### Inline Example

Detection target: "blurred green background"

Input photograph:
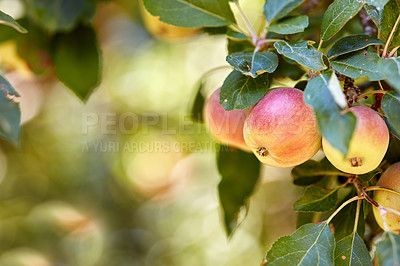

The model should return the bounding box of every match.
[0,0,304,265]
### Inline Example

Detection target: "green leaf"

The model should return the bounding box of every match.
[334,232,373,266]
[294,185,339,212]
[304,71,357,155]
[26,0,96,32]
[382,92,400,137]
[0,75,20,144]
[291,159,338,186]
[296,212,316,228]
[327,35,385,58]
[226,52,278,78]
[362,0,390,10]
[364,4,382,28]
[263,0,305,23]
[143,0,236,28]
[378,57,400,92]
[52,25,101,101]
[274,56,306,80]
[203,26,228,35]
[331,200,365,240]
[375,231,400,266]
[189,82,205,123]
[227,39,254,54]
[220,70,271,111]
[267,15,309,35]
[217,145,261,237]
[363,0,389,10]
[265,222,335,265]
[381,0,400,47]
[0,75,19,96]
[0,11,27,33]
[331,51,384,81]
[358,168,382,182]
[226,29,248,40]
[16,20,52,76]
[321,0,364,41]
[274,40,328,71]
[363,198,371,219]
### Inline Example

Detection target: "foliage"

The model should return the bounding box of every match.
[169,0,400,264]
[1,0,400,265]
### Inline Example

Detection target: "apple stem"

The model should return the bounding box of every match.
[362,191,380,208]
[382,14,400,58]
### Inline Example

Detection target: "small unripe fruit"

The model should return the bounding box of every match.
[243,87,321,167]
[322,106,389,174]
[203,88,251,151]
[373,162,400,234]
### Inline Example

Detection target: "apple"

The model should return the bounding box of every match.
[203,87,251,151]
[373,162,400,234]
[140,3,200,40]
[322,106,389,174]
[243,87,321,167]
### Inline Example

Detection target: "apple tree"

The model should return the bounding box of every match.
[0,0,400,265]
[142,0,400,265]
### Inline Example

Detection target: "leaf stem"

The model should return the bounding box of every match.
[234,1,258,45]
[317,40,323,52]
[250,45,260,76]
[353,199,361,233]
[365,186,400,197]
[229,24,252,39]
[356,90,387,101]
[257,39,281,45]
[388,46,400,58]
[382,14,400,57]
[326,195,361,224]
[378,80,385,91]
[377,29,382,56]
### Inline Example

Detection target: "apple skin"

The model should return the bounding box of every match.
[243,87,321,167]
[203,88,251,152]
[140,4,199,40]
[373,162,400,234]
[322,106,389,175]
